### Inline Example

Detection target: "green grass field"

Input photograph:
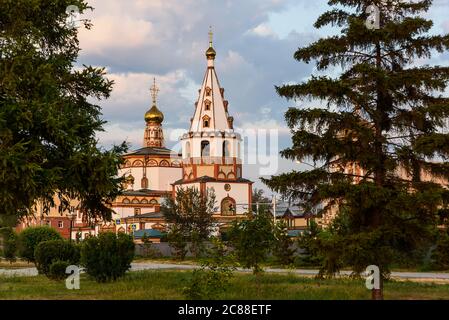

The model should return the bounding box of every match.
[1,270,449,300]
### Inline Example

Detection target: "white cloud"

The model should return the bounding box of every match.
[248,23,278,38]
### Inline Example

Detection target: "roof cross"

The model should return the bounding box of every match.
[150,78,159,105]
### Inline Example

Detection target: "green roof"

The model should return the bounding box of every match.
[133,229,165,239]
[287,230,304,237]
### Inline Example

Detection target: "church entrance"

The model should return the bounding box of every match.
[221,197,236,216]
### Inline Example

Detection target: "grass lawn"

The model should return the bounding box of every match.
[1,270,449,300]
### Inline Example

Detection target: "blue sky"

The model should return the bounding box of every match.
[75,0,449,194]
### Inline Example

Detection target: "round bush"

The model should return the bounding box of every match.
[81,232,135,282]
[0,227,17,261]
[18,226,62,262]
[34,240,80,275]
[48,260,70,281]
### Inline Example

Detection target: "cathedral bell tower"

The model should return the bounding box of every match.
[144,78,165,148]
[175,28,252,217]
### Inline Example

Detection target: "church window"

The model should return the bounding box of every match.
[134,208,141,215]
[202,115,211,128]
[58,221,64,229]
[205,99,211,110]
[206,87,211,96]
[201,141,210,157]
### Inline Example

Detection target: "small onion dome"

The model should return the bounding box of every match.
[145,105,164,124]
[125,174,134,184]
[206,46,216,60]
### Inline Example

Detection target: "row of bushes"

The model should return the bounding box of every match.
[0,226,135,282]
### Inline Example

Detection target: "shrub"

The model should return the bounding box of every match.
[228,211,276,274]
[273,221,295,266]
[34,240,80,275]
[431,231,449,270]
[17,226,62,262]
[48,260,71,281]
[167,225,188,260]
[81,232,135,282]
[0,227,17,262]
[184,238,236,299]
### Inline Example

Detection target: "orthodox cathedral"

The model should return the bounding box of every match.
[17,32,253,240]
[115,31,253,236]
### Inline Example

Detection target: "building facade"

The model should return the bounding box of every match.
[173,31,253,231]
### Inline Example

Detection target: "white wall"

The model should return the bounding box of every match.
[119,166,182,191]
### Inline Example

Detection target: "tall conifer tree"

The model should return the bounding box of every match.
[0,0,126,225]
[263,0,449,299]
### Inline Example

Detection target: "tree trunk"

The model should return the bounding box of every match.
[372,276,384,300]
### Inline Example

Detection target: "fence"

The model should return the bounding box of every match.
[135,242,304,258]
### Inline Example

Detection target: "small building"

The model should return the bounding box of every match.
[270,203,311,233]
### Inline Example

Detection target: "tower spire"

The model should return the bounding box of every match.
[205,26,216,61]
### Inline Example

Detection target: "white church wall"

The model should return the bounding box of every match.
[206,182,251,215]
[119,166,182,191]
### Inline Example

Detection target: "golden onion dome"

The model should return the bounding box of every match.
[145,105,164,124]
[125,174,134,184]
[206,46,216,60]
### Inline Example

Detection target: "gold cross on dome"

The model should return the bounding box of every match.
[209,26,213,47]
[150,78,159,105]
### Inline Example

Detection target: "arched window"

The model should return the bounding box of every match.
[160,160,170,167]
[222,141,230,157]
[202,115,210,128]
[221,197,236,216]
[201,141,210,157]
[205,99,211,110]
[185,141,191,158]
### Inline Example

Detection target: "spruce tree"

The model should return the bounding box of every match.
[0,0,126,224]
[263,0,449,299]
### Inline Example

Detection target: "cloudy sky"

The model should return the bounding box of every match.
[75,0,449,193]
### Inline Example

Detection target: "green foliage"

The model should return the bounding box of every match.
[48,260,71,281]
[252,188,271,214]
[0,0,127,222]
[273,221,295,266]
[263,0,449,297]
[138,234,162,258]
[295,220,324,268]
[430,230,449,270]
[184,238,236,299]
[229,211,276,274]
[34,240,80,276]
[0,227,17,262]
[80,232,135,282]
[18,226,62,262]
[166,225,188,260]
[162,187,216,259]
